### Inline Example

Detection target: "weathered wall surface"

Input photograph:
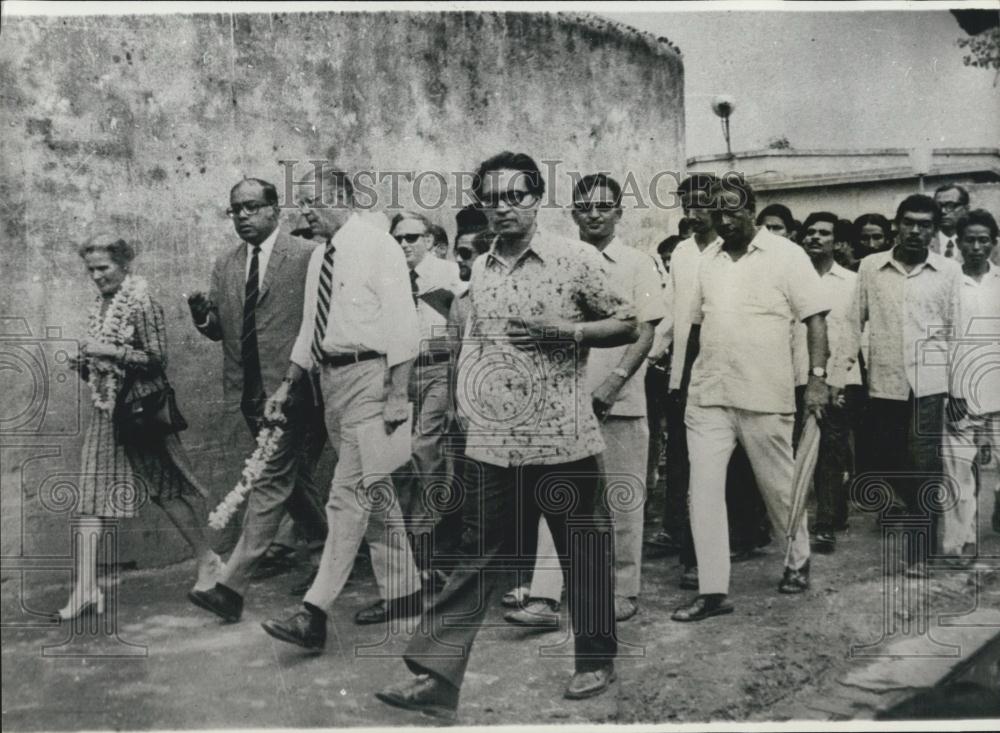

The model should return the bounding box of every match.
[0,11,683,568]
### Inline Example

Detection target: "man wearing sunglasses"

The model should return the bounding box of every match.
[379,211,465,611]
[186,177,329,623]
[377,152,634,718]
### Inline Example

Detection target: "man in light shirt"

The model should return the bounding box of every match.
[793,211,861,554]
[259,166,422,651]
[672,175,830,622]
[932,184,969,263]
[839,193,963,578]
[385,210,465,604]
[942,209,1000,558]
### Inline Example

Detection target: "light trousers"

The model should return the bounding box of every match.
[685,404,809,595]
[528,417,648,600]
[303,358,420,611]
[942,410,998,554]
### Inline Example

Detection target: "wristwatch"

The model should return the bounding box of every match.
[611,367,629,380]
[810,366,827,379]
[573,324,585,344]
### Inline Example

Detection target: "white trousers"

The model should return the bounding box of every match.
[942,410,998,554]
[685,404,809,595]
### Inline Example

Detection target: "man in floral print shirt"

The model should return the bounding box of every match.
[376,152,636,718]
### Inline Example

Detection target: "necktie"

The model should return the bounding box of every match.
[944,238,955,258]
[311,245,336,365]
[241,244,264,413]
[410,268,420,305]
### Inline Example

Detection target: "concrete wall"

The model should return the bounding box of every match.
[0,11,684,568]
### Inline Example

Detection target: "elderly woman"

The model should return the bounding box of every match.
[56,233,220,620]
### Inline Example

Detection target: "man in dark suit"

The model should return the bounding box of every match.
[186,177,328,622]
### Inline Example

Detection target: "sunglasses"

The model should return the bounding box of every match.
[226,201,270,217]
[394,232,426,244]
[477,190,534,209]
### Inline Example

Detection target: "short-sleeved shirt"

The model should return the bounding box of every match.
[688,228,829,414]
[456,231,634,467]
[951,263,1000,414]
[794,262,861,387]
[668,236,723,390]
[584,238,669,417]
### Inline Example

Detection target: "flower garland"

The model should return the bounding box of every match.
[208,421,286,530]
[85,275,149,413]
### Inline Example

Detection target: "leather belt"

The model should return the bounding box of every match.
[318,350,382,368]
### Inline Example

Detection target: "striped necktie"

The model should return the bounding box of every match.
[241,244,264,411]
[311,245,336,365]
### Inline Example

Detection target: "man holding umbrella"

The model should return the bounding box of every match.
[672,175,831,622]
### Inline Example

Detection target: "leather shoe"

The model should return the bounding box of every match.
[504,599,560,629]
[644,529,679,552]
[564,666,616,700]
[671,594,734,622]
[354,590,423,625]
[679,566,698,590]
[810,531,836,554]
[188,583,243,623]
[778,560,810,594]
[261,606,326,651]
[249,546,299,580]
[375,673,459,720]
[615,596,639,622]
[289,567,318,596]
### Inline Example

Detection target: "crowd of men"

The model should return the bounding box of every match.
[184,155,999,719]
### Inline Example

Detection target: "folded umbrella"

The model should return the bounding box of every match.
[784,414,821,567]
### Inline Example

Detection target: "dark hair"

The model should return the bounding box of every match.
[77,234,136,267]
[895,194,937,225]
[472,151,545,200]
[657,234,684,254]
[572,173,622,206]
[231,177,279,206]
[853,213,892,241]
[933,183,970,208]
[678,217,696,237]
[676,173,719,198]
[428,224,448,248]
[389,210,432,234]
[835,219,854,244]
[455,205,489,236]
[956,208,999,240]
[471,230,495,255]
[709,173,756,213]
[801,211,839,235]
[756,203,795,231]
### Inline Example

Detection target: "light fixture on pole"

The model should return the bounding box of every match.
[711,95,736,160]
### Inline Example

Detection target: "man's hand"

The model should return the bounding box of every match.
[946,397,969,427]
[829,386,846,409]
[187,291,212,325]
[804,375,828,421]
[68,352,87,372]
[383,394,410,434]
[507,317,576,348]
[592,374,625,422]
[264,381,292,422]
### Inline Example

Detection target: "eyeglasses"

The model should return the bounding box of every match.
[573,202,618,213]
[477,190,534,209]
[394,232,426,244]
[226,202,269,217]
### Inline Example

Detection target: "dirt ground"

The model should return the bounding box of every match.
[3,478,999,730]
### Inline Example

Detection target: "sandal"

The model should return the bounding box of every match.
[501,585,529,608]
[671,594,733,623]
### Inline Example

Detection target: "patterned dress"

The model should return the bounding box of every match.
[78,293,206,518]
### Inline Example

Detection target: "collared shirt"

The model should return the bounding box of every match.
[951,263,1000,413]
[412,254,464,352]
[290,213,420,370]
[668,235,723,390]
[841,247,963,400]
[932,230,964,264]
[794,262,861,387]
[456,230,633,467]
[244,226,280,288]
[688,228,829,414]
[584,237,668,417]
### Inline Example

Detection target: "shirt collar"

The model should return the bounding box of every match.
[248,225,280,254]
[599,237,624,263]
[327,212,363,252]
[962,261,997,286]
[485,231,549,268]
[414,254,435,278]
[826,262,852,280]
[879,247,946,273]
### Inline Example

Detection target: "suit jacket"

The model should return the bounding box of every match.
[197,230,319,401]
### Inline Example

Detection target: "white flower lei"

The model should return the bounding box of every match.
[208,422,286,530]
[86,274,150,413]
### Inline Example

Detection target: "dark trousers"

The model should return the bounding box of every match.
[404,455,617,689]
[645,365,671,521]
[667,394,769,568]
[865,394,945,565]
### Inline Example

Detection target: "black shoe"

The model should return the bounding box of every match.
[679,566,698,590]
[354,590,423,625]
[778,560,810,594]
[671,594,733,622]
[289,568,318,596]
[249,547,299,580]
[261,606,326,651]
[645,529,680,552]
[188,583,243,623]
[375,673,459,720]
[811,531,836,554]
[564,665,616,700]
[421,569,448,594]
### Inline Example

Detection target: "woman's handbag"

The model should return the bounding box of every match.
[114,370,188,442]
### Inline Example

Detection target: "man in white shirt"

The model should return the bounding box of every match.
[932,184,969,263]
[384,210,465,605]
[839,194,963,577]
[942,209,1000,558]
[260,166,423,651]
[793,212,861,554]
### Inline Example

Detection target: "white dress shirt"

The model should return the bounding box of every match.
[794,262,861,387]
[951,263,1000,414]
[932,230,964,264]
[411,254,464,349]
[668,235,722,390]
[290,213,420,370]
[245,226,279,288]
